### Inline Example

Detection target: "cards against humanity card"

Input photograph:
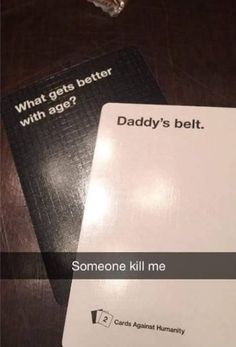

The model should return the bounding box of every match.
[2,48,166,304]
[63,104,236,346]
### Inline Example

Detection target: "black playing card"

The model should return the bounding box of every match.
[2,47,166,304]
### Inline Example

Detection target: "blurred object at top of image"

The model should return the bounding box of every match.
[88,0,128,16]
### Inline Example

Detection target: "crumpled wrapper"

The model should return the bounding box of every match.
[88,0,128,16]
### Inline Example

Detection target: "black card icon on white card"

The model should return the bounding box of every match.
[91,309,113,328]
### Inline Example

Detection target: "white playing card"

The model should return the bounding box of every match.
[63,104,236,347]
[97,311,113,328]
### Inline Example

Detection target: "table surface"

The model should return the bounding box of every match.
[1,1,236,346]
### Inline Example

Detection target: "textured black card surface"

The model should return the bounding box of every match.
[2,48,166,303]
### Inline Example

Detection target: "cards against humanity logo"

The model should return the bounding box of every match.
[91,309,185,335]
[91,309,114,328]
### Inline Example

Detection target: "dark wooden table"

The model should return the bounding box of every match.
[1,1,236,346]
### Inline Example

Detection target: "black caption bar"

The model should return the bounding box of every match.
[1,253,236,279]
